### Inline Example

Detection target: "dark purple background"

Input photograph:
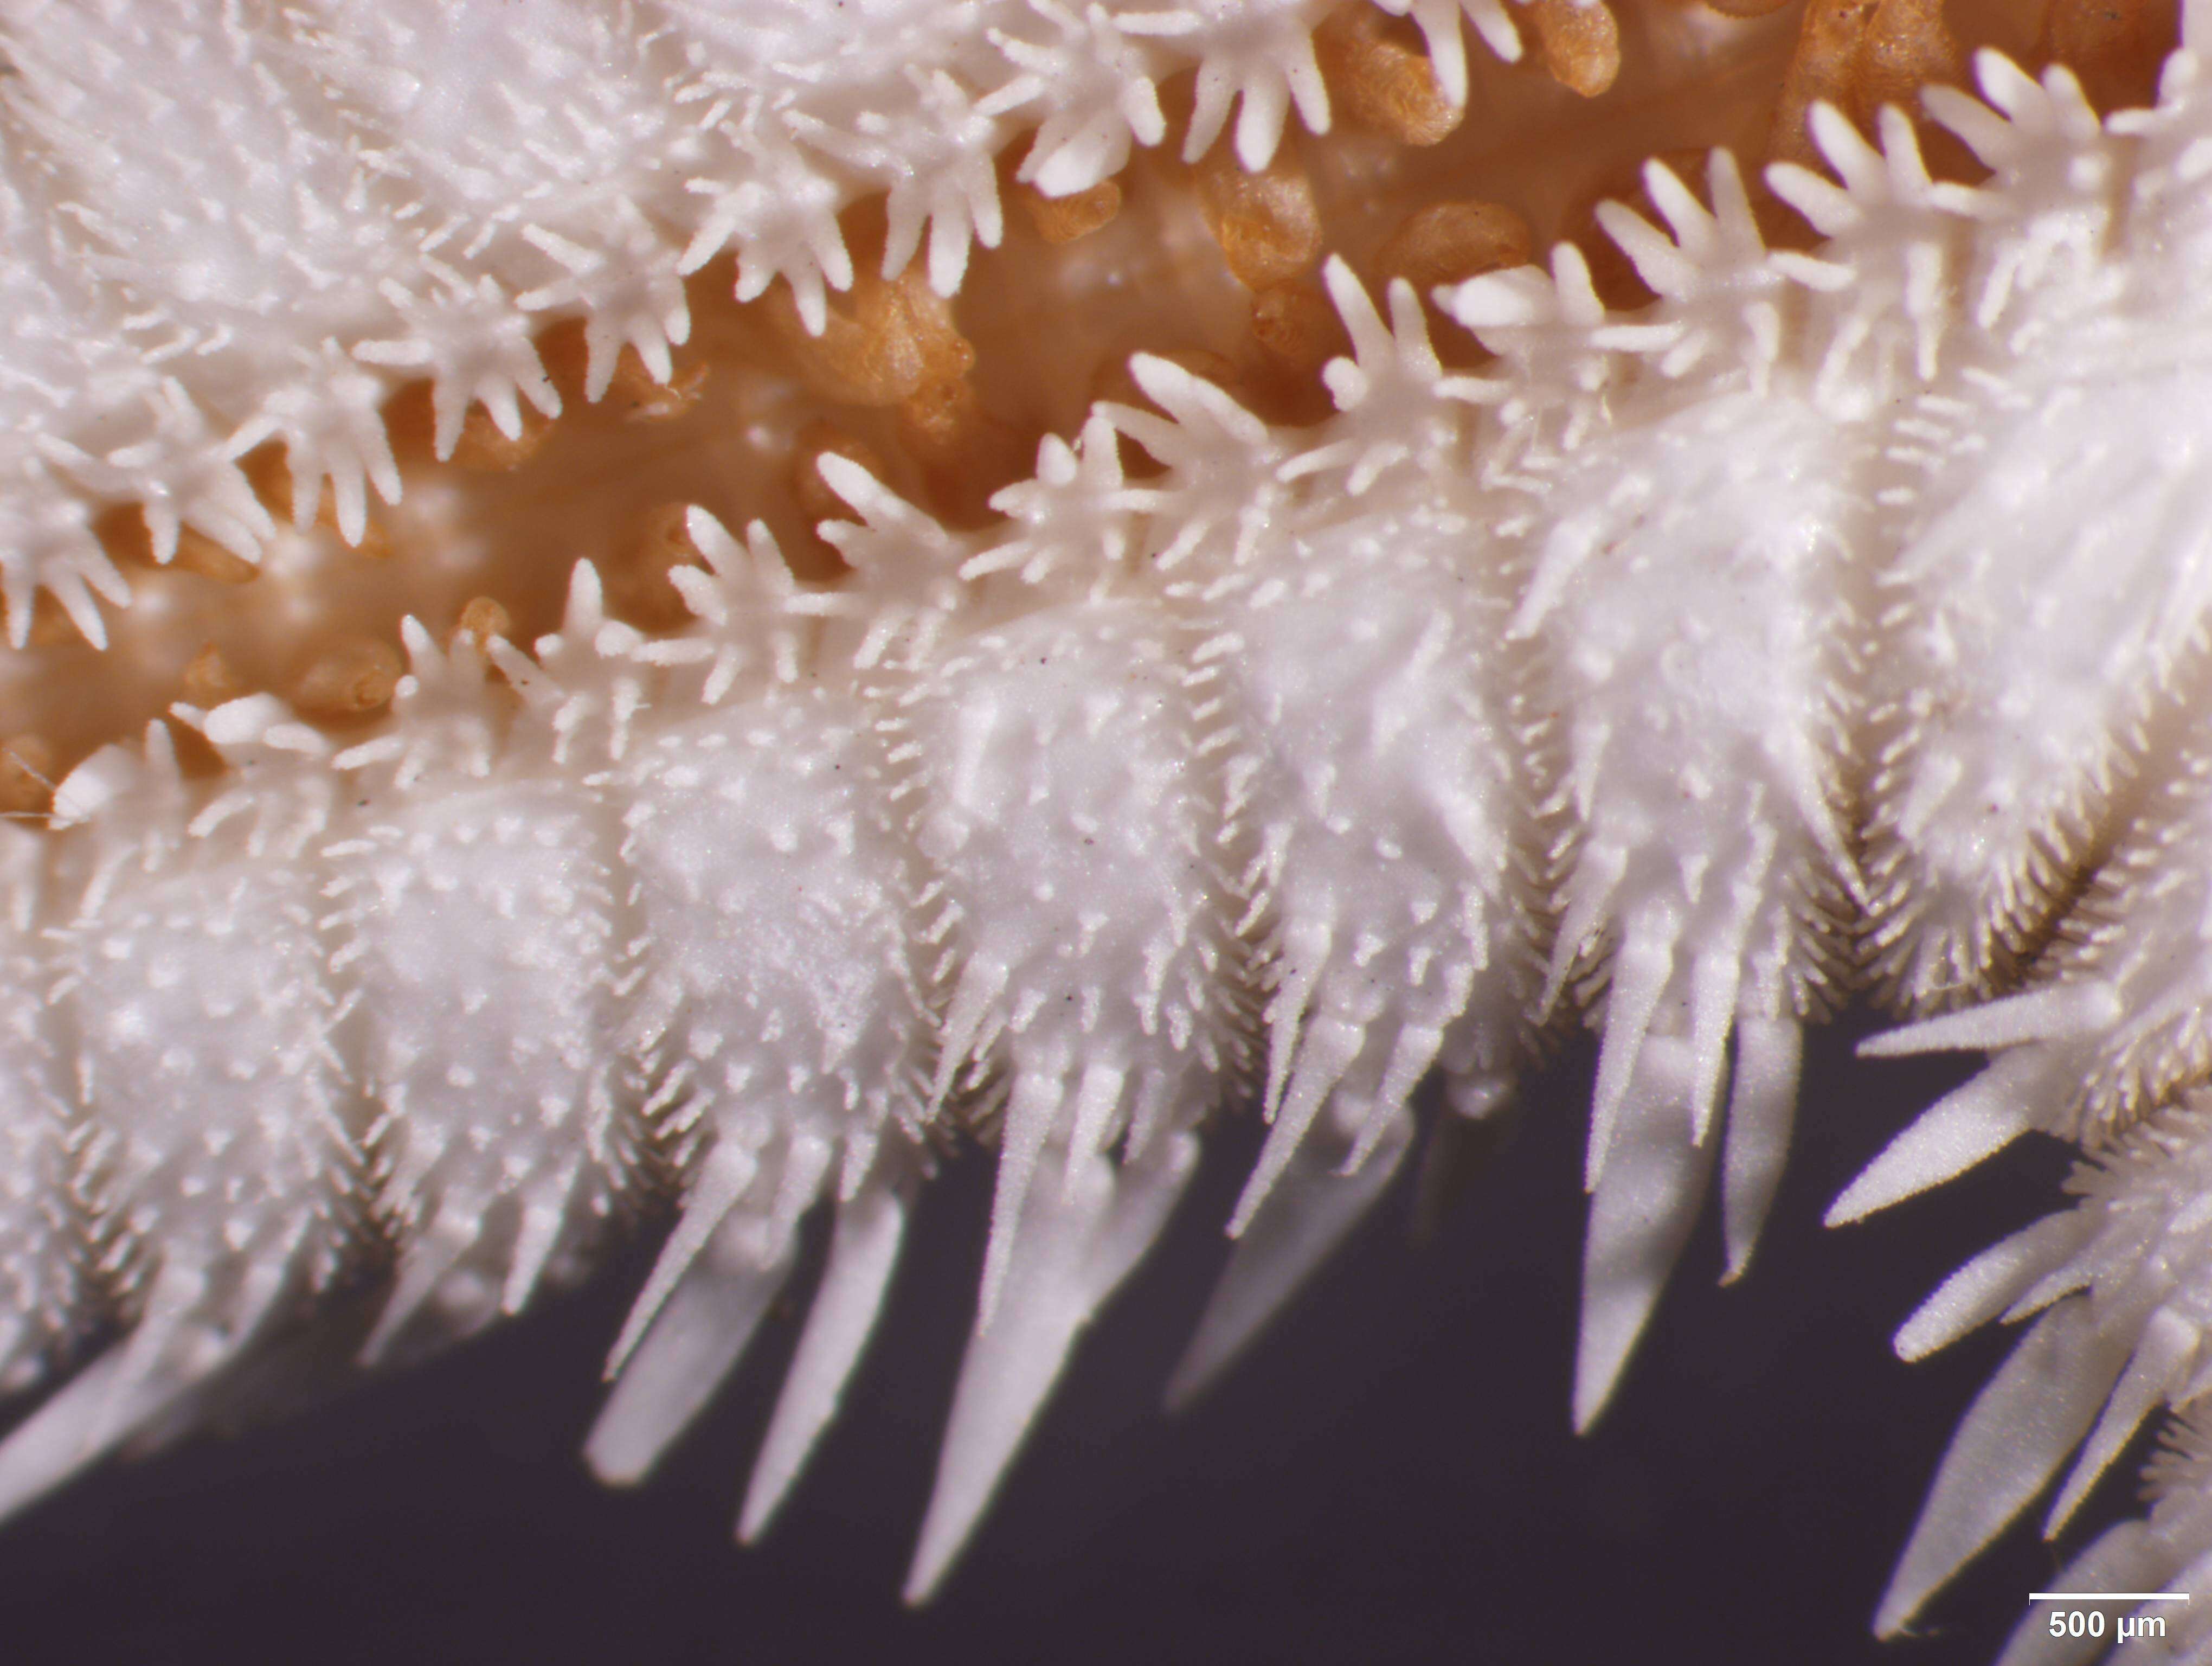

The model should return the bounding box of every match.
[0,1020,2089,1663]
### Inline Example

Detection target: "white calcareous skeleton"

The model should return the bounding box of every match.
[0,0,2208,1658]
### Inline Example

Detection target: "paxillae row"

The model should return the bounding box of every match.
[0,0,1684,650]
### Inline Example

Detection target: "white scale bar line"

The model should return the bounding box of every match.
[2028,1593,2191,1602]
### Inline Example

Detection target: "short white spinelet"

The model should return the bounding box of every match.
[6,1,2212,1661]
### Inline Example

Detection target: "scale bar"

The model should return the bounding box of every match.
[2028,1593,2190,1602]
